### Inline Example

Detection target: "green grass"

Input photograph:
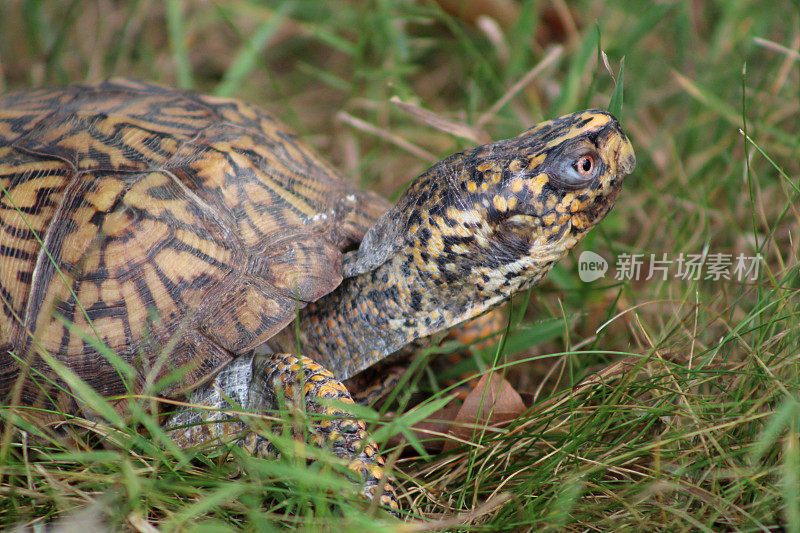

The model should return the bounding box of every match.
[1,0,799,530]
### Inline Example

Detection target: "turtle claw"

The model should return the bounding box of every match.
[258,352,401,513]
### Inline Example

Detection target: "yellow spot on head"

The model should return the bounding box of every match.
[509,159,523,172]
[511,179,523,194]
[492,196,507,212]
[578,111,611,129]
[491,172,502,184]
[467,181,477,194]
[507,197,518,210]
[545,112,612,148]
[527,153,546,170]
[570,198,587,212]
[526,173,549,196]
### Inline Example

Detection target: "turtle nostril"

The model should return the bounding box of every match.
[624,153,636,173]
[614,139,636,175]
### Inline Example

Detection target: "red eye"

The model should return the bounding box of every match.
[574,155,594,176]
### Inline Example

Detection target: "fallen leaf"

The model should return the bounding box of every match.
[444,373,525,452]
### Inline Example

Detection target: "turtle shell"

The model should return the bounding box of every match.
[0,78,390,408]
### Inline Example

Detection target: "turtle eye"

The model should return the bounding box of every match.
[574,155,594,176]
[557,150,600,188]
[544,144,602,190]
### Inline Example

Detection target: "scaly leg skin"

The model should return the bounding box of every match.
[165,352,399,513]
[447,307,506,351]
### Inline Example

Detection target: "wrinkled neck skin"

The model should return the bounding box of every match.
[277,206,586,382]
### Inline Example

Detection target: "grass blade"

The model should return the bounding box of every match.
[214,3,294,98]
[165,0,193,89]
[32,345,123,427]
[607,57,624,117]
[554,28,599,115]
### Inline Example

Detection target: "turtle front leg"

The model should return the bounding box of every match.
[164,352,399,513]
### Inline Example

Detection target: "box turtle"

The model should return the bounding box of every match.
[0,79,635,512]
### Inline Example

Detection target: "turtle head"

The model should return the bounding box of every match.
[345,109,634,286]
[315,110,634,377]
[440,109,635,258]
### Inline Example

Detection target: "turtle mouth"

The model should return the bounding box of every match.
[569,183,622,233]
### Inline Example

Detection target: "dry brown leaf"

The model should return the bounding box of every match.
[444,373,525,452]
[388,373,526,453]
